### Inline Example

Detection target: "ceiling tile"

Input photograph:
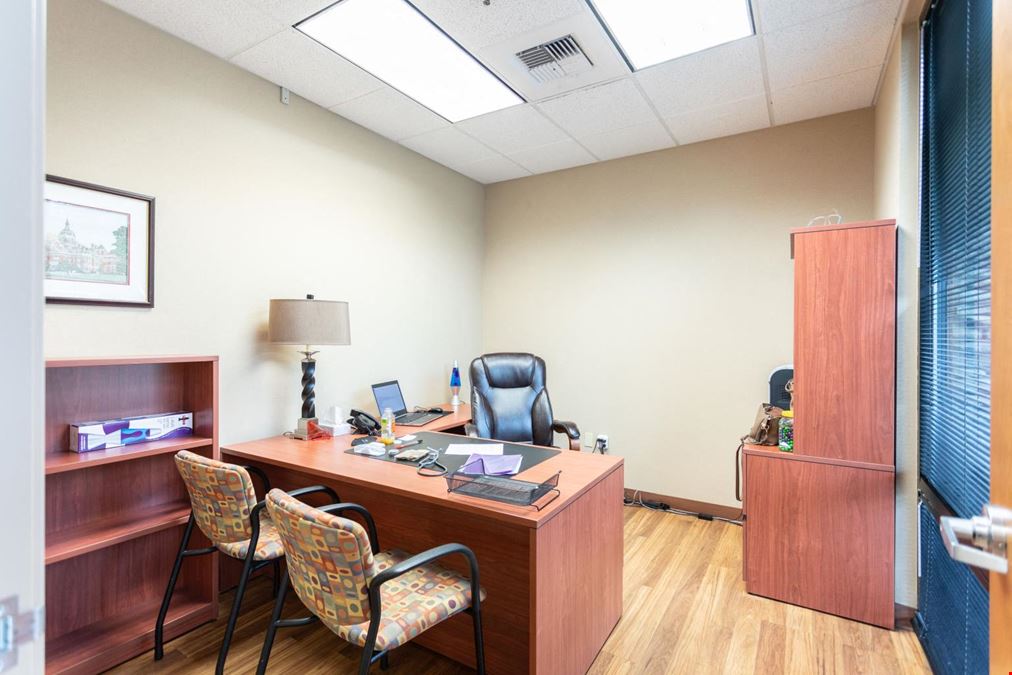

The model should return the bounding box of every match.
[578,119,674,161]
[771,67,879,125]
[635,37,765,116]
[241,0,334,26]
[663,95,770,145]
[102,0,284,59]
[401,127,498,166]
[330,89,448,141]
[753,0,895,33]
[507,139,596,174]
[454,155,532,184]
[537,78,658,138]
[763,1,899,90]
[456,105,569,154]
[230,29,382,109]
[410,0,587,50]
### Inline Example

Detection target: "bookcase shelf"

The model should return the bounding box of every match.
[46,500,192,564]
[45,356,219,674]
[45,436,213,475]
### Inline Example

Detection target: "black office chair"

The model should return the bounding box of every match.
[466,353,581,450]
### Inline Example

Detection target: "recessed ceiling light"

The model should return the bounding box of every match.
[297,0,523,123]
[587,0,755,71]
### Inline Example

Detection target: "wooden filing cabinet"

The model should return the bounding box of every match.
[743,220,897,628]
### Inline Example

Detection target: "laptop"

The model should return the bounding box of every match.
[371,380,449,426]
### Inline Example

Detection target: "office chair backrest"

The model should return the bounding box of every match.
[266,489,377,627]
[470,353,554,446]
[174,450,259,545]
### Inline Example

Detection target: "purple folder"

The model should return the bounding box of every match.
[459,453,523,476]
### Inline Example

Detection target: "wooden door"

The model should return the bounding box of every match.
[991,1,1011,671]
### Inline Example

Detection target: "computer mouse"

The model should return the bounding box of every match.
[428,407,444,414]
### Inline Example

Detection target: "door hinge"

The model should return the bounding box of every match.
[0,596,44,672]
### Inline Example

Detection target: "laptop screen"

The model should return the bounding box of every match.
[372,381,408,416]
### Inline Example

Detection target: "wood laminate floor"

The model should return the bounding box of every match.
[111,507,930,674]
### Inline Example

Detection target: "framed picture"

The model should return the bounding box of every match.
[44,175,155,307]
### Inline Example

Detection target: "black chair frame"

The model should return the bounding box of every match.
[255,502,486,675]
[154,464,339,675]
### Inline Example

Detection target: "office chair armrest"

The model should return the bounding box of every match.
[551,420,581,451]
[318,502,381,552]
[242,464,272,495]
[369,543,481,606]
[286,485,341,504]
[464,423,479,438]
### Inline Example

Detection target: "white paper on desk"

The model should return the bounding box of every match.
[444,443,503,456]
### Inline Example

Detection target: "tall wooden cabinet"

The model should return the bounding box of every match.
[44,356,219,674]
[743,220,897,629]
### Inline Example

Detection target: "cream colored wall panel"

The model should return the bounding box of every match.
[47,0,484,445]
[483,110,875,510]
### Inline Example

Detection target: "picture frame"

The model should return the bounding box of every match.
[43,175,155,307]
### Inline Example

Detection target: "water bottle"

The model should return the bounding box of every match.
[380,407,396,445]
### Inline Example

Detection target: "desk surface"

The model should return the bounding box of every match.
[223,403,623,529]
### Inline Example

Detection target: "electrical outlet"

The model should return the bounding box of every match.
[596,434,609,453]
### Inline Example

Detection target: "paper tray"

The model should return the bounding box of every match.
[445,471,561,510]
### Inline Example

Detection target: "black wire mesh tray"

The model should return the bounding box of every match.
[445,470,561,510]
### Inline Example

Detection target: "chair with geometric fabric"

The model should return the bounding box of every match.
[256,488,487,675]
[155,450,339,675]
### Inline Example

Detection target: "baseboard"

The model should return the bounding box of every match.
[623,487,742,521]
[894,603,917,628]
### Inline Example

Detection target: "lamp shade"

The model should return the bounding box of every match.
[268,296,351,346]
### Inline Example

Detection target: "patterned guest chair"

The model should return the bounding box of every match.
[256,489,486,675]
[155,450,339,675]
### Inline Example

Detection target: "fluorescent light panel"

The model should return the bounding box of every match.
[588,0,754,70]
[298,0,522,123]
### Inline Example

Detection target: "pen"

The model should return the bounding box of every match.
[394,438,423,449]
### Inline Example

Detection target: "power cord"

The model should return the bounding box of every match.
[623,490,742,526]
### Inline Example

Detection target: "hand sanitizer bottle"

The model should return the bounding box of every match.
[450,360,461,407]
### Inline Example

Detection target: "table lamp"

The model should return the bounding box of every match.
[268,294,350,440]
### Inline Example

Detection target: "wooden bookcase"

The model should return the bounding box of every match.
[44,356,219,674]
[743,220,897,629]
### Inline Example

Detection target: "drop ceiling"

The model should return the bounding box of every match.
[100,0,904,184]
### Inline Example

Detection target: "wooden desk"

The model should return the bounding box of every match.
[222,409,623,675]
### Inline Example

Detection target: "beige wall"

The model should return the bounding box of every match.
[483,110,875,508]
[874,22,923,608]
[45,0,485,444]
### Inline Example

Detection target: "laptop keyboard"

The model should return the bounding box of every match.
[396,411,436,425]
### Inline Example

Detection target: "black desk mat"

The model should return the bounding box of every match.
[343,431,560,475]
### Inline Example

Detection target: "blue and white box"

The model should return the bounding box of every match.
[69,411,194,453]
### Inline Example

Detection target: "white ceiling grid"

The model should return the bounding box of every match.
[101,0,904,183]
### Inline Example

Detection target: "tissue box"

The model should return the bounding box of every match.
[70,411,194,453]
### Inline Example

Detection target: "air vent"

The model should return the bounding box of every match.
[516,35,593,83]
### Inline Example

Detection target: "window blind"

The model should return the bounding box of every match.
[917,0,991,673]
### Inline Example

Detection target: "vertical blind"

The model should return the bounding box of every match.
[917,0,991,673]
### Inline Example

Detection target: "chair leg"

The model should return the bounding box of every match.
[216,549,257,675]
[271,559,281,598]
[255,573,290,675]
[472,600,486,675]
[154,515,195,660]
[358,619,381,675]
[379,652,389,670]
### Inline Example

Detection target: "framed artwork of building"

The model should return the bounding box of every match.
[44,176,155,307]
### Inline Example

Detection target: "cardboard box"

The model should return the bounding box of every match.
[70,411,194,453]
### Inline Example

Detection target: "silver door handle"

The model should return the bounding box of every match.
[940,504,1011,573]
